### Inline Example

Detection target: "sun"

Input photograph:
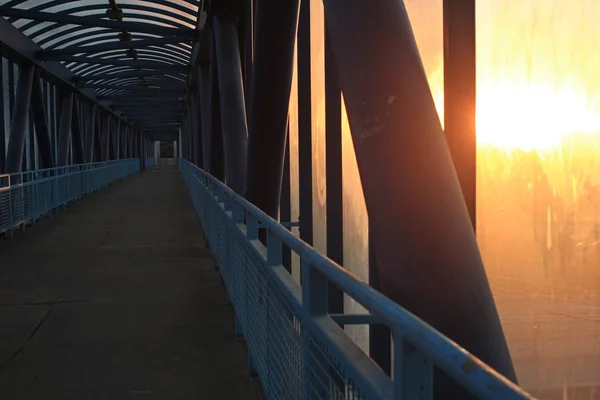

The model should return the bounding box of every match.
[427,71,600,152]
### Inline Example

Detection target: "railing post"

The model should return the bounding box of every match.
[7,177,13,237]
[266,229,283,397]
[301,258,328,399]
[393,332,433,400]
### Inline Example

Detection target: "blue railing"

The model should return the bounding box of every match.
[0,159,139,235]
[179,158,534,400]
[145,157,157,169]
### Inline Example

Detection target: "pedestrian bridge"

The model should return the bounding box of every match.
[0,0,547,398]
[0,159,531,399]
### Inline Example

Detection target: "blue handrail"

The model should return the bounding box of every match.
[179,158,534,400]
[0,159,139,235]
[145,157,157,169]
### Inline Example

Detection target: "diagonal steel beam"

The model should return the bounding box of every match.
[0,17,134,129]
[37,37,193,60]
[0,8,197,37]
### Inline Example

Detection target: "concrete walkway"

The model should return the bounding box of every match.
[0,166,263,399]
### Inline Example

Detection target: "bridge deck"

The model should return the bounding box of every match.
[0,166,263,399]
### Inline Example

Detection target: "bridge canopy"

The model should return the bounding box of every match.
[0,0,203,141]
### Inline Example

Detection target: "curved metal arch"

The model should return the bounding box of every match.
[48,33,193,56]
[71,46,191,65]
[133,47,191,63]
[85,42,193,61]
[66,58,184,77]
[57,4,196,28]
[70,65,187,82]
[28,12,191,47]
[75,65,185,81]
[19,0,198,22]
[67,49,189,67]
[35,26,108,46]
[77,64,134,77]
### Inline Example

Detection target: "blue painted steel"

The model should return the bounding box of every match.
[178,158,534,400]
[0,160,139,235]
[145,158,156,169]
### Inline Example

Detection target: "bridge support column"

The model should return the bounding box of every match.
[30,67,55,169]
[444,0,477,229]
[4,63,34,173]
[244,0,300,218]
[198,34,213,171]
[56,91,73,167]
[213,6,248,194]
[322,0,517,395]
[208,33,225,182]
[71,100,85,165]
[85,107,96,163]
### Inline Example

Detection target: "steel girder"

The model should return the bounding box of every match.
[322,1,517,398]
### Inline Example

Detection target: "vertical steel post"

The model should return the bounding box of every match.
[71,99,85,164]
[85,106,96,163]
[194,73,204,168]
[297,0,313,250]
[243,0,253,115]
[30,68,55,169]
[324,26,343,315]
[94,114,103,162]
[199,32,213,170]
[444,0,477,230]
[322,0,517,393]
[4,63,34,173]
[209,33,225,182]
[102,115,111,161]
[213,6,248,194]
[244,0,301,218]
[56,91,73,167]
[0,48,5,173]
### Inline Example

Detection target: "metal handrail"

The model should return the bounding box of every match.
[1,159,139,235]
[179,158,535,400]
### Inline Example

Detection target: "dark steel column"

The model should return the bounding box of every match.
[94,113,103,162]
[199,36,213,170]
[56,92,73,167]
[71,99,85,164]
[444,0,476,230]
[244,0,300,217]
[85,106,96,162]
[369,237,391,375]
[4,63,34,173]
[208,33,225,181]
[281,136,292,270]
[103,116,111,161]
[0,49,5,173]
[324,26,343,315]
[322,0,517,392]
[194,73,204,168]
[243,0,253,114]
[297,0,313,248]
[30,68,55,169]
[213,7,248,194]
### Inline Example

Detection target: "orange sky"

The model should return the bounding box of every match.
[405,0,600,151]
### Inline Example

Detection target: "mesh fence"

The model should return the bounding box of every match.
[179,159,536,400]
[181,161,378,400]
[1,160,139,234]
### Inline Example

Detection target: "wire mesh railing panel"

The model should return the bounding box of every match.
[179,158,534,400]
[0,160,139,235]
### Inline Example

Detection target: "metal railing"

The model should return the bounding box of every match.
[145,157,157,169]
[179,159,534,400]
[0,159,139,235]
